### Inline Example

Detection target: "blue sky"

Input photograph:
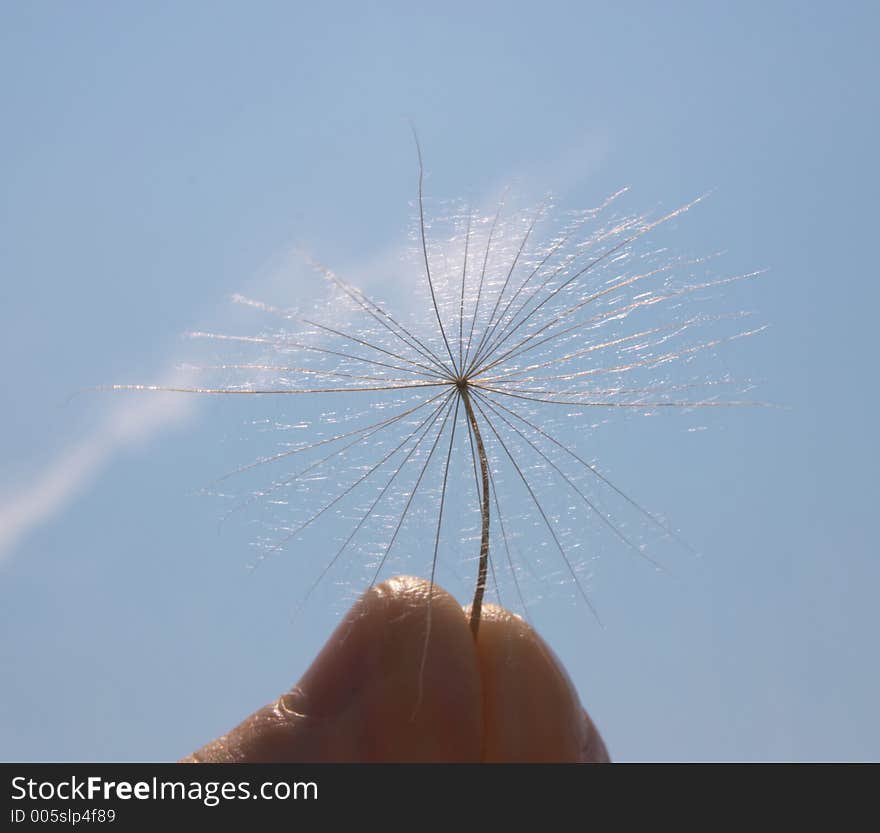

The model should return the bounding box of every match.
[1,1,877,762]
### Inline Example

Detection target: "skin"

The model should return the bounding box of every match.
[183,576,609,763]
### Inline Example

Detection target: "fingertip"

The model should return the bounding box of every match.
[473,604,608,762]
[187,576,483,762]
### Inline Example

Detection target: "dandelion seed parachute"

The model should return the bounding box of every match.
[112,147,761,638]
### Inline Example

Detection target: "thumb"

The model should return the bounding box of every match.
[182,576,483,762]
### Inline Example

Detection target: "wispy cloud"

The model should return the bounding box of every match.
[0,380,197,564]
[0,252,321,566]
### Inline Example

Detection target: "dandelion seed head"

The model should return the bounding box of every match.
[118,157,763,632]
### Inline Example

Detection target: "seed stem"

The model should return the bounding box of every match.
[460,384,490,637]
